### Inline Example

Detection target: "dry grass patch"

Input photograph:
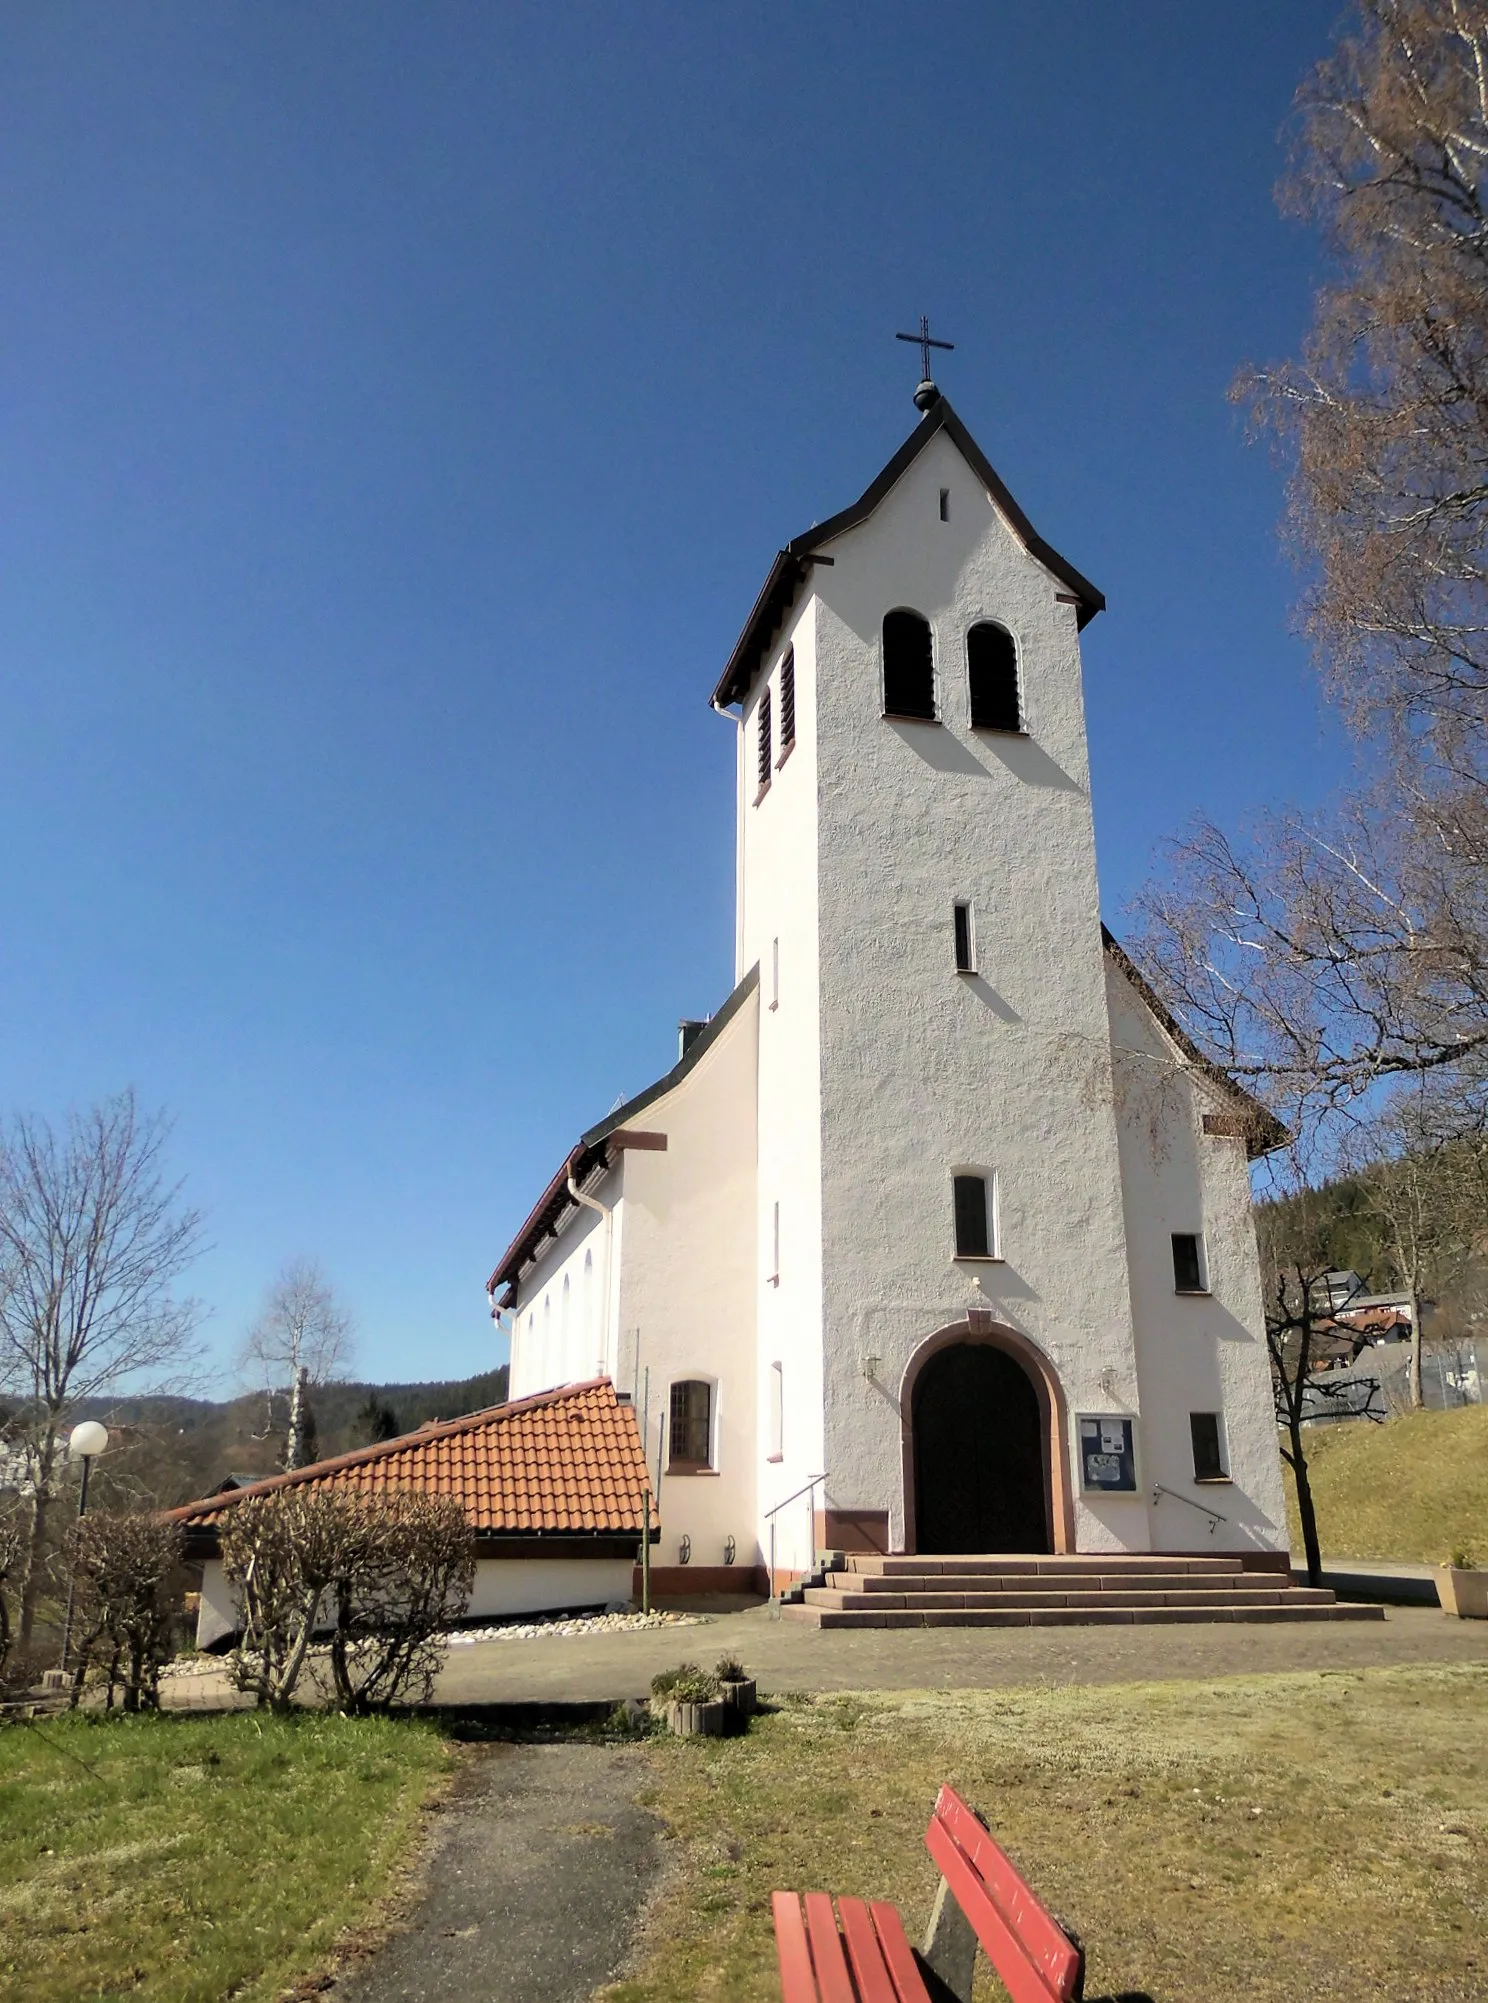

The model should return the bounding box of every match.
[1284,1406,1488,1564]
[606,1665,1487,2003]
[0,1710,450,2002]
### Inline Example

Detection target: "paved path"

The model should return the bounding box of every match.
[329,1743,663,2003]
[430,1600,1488,1706]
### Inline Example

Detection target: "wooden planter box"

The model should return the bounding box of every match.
[1436,1567,1488,1619]
[719,1677,757,1718]
[668,1698,727,1737]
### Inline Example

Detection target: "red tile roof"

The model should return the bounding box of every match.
[168,1378,649,1536]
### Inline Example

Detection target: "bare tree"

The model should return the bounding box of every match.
[0,1090,203,1647]
[1344,1086,1488,1402]
[237,1258,355,1471]
[69,1510,185,1712]
[219,1487,472,1713]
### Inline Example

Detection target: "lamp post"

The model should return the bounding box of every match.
[59,1420,109,1670]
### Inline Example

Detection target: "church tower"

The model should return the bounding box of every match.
[715,383,1284,1568]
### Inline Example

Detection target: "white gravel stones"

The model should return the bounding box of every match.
[442,1609,708,1646]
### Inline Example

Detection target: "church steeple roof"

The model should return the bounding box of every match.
[711,398,1105,711]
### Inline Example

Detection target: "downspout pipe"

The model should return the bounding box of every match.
[568,1163,615,1381]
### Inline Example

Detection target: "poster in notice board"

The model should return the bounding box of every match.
[1077,1415,1137,1493]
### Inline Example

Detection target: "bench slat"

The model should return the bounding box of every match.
[870,1900,933,2003]
[933,1787,1081,1999]
[926,1817,1071,2003]
[773,1891,820,2002]
[837,1897,916,2003]
[804,1891,859,2003]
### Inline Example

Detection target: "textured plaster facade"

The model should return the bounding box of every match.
[491,400,1289,1577]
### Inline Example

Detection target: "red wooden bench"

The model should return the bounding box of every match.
[773,1784,1084,2003]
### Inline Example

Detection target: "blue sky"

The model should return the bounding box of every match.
[0,3,1348,1390]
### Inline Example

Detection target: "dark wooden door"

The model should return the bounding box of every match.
[912,1343,1049,1553]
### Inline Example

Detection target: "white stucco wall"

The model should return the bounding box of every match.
[616,985,761,1569]
[1106,961,1290,1554]
[799,428,1145,1553]
[737,598,827,1577]
[194,1554,635,1648]
[507,1185,616,1398]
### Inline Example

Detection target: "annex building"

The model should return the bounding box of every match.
[488,382,1298,1604]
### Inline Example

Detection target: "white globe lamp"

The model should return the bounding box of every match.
[69,1420,109,1461]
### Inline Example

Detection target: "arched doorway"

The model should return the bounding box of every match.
[911,1342,1050,1553]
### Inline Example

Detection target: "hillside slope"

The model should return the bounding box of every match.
[1286,1406,1488,1564]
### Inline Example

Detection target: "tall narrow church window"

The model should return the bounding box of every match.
[669,1379,713,1469]
[757,687,772,793]
[882,608,936,720]
[953,902,975,974]
[966,622,1021,732]
[1190,1412,1226,1481]
[939,487,950,522]
[769,1200,780,1285]
[1172,1233,1206,1292]
[770,936,779,1010]
[769,1361,784,1462]
[779,648,796,753]
[953,1173,992,1259]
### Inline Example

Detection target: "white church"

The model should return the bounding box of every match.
[488,376,1316,1614]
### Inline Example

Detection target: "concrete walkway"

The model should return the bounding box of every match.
[328,1743,663,2003]
[429,1599,1487,1706]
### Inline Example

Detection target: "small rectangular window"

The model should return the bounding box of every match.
[779,648,796,751]
[669,1379,712,1468]
[757,687,772,793]
[770,1200,780,1284]
[953,1173,991,1259]
[939,487,950,522]
[1172,1233,1205,1292]
[769,1360,784,1461]
[953,902,974,973]
[1190,1412,1226,1481]
[770,936,779,1010]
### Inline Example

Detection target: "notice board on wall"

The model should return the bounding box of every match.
[1077,1415,1137,1493]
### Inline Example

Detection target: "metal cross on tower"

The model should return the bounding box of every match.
[895,316,954,410]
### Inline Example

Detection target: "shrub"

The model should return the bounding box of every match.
[715,1656,748,1683]
[661,1664,719,1704]
[69,1510,185,1712]
[220,1487,474,1713]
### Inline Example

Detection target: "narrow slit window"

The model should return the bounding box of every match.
[939,487,950,522]
[770,936,779,1010]
[953,902,974,973]
[769,1361,784,1461]
[882,608,936,720]
[669,1379,713,1469]
[953,1173,992,1259]
[771,1200,780,1283]
[1172,1233,1205,1293]
[757,687,772,792]
[779,647,796,751]
[1190,1412,1226,1481]
[967,622,1021,732]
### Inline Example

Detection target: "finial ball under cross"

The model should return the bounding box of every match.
[895,315,954,411]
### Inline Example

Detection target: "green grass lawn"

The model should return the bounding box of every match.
[0,1710,450,2003]
[607,1665,1488,2003]
[1286,1404,1488,1563]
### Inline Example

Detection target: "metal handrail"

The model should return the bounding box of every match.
[763,1474,826,1522]
[1152,1481,1227,1532]
[765,1473,827,1609]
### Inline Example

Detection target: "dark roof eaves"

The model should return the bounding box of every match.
[710,400,1104,710]
[1100,925,1288,1158]
[580,962,760,1148]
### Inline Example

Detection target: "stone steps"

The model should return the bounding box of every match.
[781,1551,1384,1627]
[785,1601,1385,1628]
[803,1585,1341,1610]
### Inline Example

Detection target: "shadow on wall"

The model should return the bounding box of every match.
[886,719,1083,793]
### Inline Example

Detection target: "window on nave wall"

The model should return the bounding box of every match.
[966,621,1021,732]
[882,608,936,720]
[756,686,772,795]
[669,1378,713,1470]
